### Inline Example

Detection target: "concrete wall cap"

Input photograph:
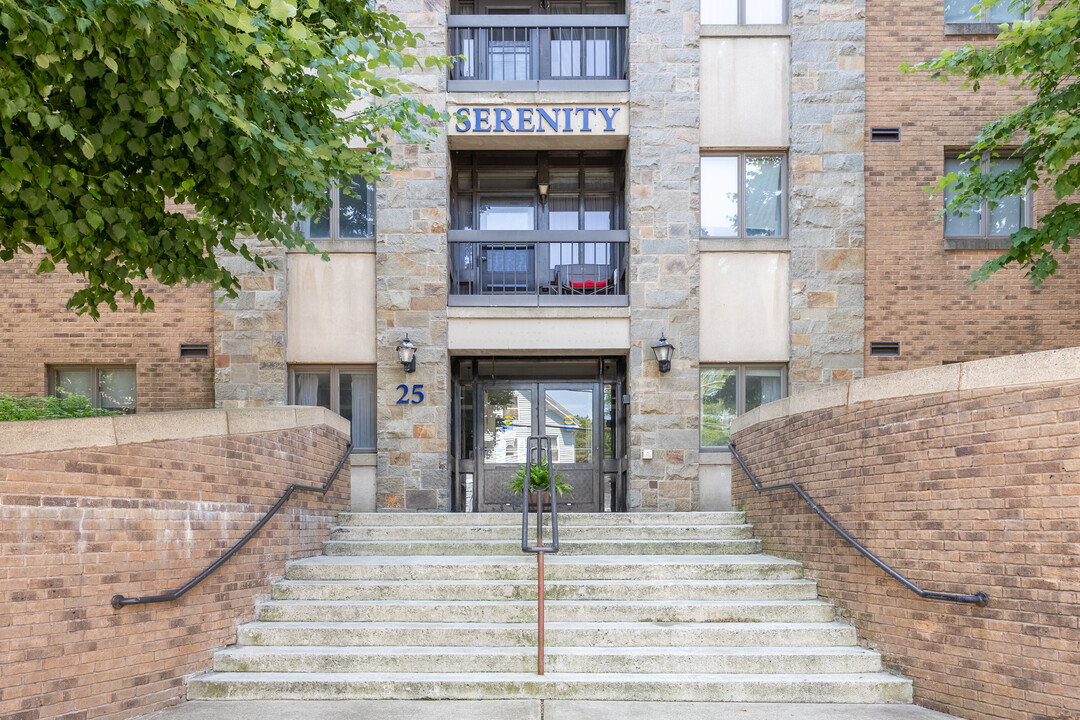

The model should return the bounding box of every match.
[849,363,962,405]
[0,407,350,456]
[0,416,117,456]
[734,347,1080,435]
[225,407,298,436]
[293,405,351,437]
[959,347,1080,391]
[113,409,230,446]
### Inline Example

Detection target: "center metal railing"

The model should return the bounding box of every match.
[521,435,560,675]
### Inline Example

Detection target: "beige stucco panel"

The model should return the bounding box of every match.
[700,252,790,363]
[701,38,790,148]
[448,317,630,354]
[287,253,377,364]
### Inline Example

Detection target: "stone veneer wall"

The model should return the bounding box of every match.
[788,0,866,392]
[375,0,451,511]
[0,408,350,720]
[730,349,1080,720]
[213,243,288,408]
[626,0,701,511]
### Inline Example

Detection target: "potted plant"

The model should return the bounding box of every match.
[508,462,572,509]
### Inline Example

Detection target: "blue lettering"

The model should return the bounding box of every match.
[598,107,620,132]
[494,108,514,133]
[474,107,492,132]
[517,108,535,132]
[562,108,575,132]
[575,107,597,132]
[454,109,471,132]
[536,108,559,133]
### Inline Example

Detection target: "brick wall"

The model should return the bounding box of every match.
[0,254,214,413]
[865,3,1080,375]
[731,367,1080,720]
[0,412,350,720]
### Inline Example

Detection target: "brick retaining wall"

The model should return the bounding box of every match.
[731,352,1080,720]
[0,409,350,720]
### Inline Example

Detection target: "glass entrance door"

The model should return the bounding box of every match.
[476,382,601,512]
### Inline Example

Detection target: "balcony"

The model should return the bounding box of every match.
[448,15,630,92]
[448,230,629,306]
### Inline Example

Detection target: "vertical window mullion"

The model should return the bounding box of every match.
[738,155,746,238]
[330,367,339,416]
[330,185,339,241]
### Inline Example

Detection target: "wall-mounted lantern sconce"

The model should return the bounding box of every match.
[651,334,674,373]
[537,182,549,206]
[396,334,417,373]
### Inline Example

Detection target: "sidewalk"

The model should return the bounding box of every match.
[138,700,964,720]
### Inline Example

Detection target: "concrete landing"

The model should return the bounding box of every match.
[137,700,962,720]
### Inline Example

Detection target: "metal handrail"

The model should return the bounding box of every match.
[110,441,353,609]
[729,441,989,607]
[521,435,560,675]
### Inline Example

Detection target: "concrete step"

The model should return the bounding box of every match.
[187,671,913,703]
[322,539,764,557]
[335,512,747,527]
[270,579,820,602]
[236,622,860,649]
[212,645,883,675]
[328,524,756,542]
[284,555,805,582]
[254,600,836,625]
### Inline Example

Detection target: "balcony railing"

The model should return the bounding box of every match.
[448,230,629,306]
[448,15,629,92]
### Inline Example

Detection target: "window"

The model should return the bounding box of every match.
[452,150,624,231]
[701,0,785,24]
[290,366,376,452]
[299,175,375,240]
[701,154,785,238]
[944,0,1024,24]
[52,366,137,413]
[944,155,1029,239]
[701,365,785,448]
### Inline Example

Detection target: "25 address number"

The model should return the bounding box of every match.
[396,384,425,405]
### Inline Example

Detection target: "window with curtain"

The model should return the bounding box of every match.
[701,154,785,238]
[290,366,376,452]
[701,0,785,24]
[700,365,785,448]
[52,366,137,413]
[944,155,1029,239]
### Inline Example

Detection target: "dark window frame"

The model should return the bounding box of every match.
[50,365,138,414]
[943,152,1032,245]
[700,0,788,25]
[451,150,626,232]
[700,152,788,239]
[700,364,787,450]
[298,175,376,241]
[288,365,377,453]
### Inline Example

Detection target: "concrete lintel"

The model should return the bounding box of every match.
[698,451,732,466]
[700,24,792,38]
[701,238,791,253]
[286,240,376,255]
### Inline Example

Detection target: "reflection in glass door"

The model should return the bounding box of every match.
[476,383,601,512]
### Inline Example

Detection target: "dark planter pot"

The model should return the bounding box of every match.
[527,490,553,512]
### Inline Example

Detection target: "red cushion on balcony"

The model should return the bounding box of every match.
[568,279,608,289]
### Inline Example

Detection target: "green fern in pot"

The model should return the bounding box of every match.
[508,462,573,498]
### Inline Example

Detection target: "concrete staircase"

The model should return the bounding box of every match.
[188,512,912,703]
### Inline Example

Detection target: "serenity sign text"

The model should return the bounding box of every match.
[452,106,623,134]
